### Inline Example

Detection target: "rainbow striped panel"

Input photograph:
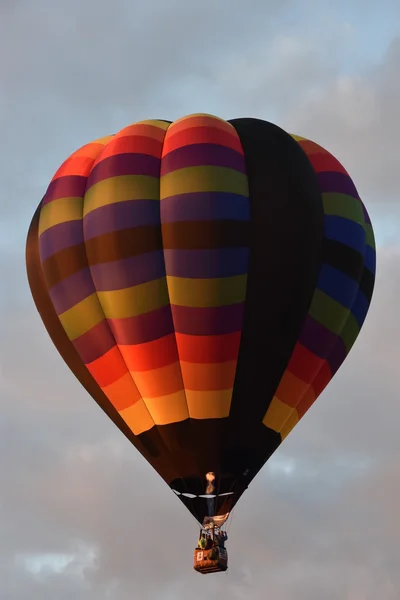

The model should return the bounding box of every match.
[38,115,250,435]
[262,136,376,438]
[160,115,249,420]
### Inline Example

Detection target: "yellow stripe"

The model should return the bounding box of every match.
[186,389,232,419]
[59,294,104,340]
[120,400,155,435]
[167,274,247,307]
[280,411,299,440]
[262,396,295,433]
[97,278,169,319]
[160,166,248,198]
[144,390,189,425]
[39,197,83,236]
[83,175,160,216]
[115,120,169,141]
[136,119,170,130]
[91,135,115,145]
[168,113,229,128]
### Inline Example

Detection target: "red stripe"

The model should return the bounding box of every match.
[163,126,244,156]
[304,151,349,176]
[175,332,241,363]
[287,343,325,385]
[311,360,332,397]
[120,334,179,371]
[93,135,163,164]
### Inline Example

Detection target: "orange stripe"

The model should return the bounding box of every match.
[180,360,237,391]
[94,135,163,163]
[275,370,310,408]
[303,151,348,175]
[297,141,349,174]
[116,123,167,141]
[175,332,241,363]
[102,371,141,411]
[120,334,179,371]
[132,361,183,398]
[86,345,128,387]
[296,387,316,419]
[162,126,244,156]
[296,140,326,155]
[169,115,233,136]
[53,156,96,179]
[51,143,106,180]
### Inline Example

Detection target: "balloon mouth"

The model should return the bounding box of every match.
[172,488,233,527]
[172,490,234,499]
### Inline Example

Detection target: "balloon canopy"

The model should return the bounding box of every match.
[26,114,376,526]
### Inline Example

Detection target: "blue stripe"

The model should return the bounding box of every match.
[364,245,376,274]
[161,192,250,222]
[163,247,249,278]
[90,251,166,290]
[351,290,369,327]
[324,216,365,254]
[317,264,359,309]
[84,199,160,239]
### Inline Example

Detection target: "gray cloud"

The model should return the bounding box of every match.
[1,1,400,598]
[284,38,400,212]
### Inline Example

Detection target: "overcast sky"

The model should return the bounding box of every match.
[1,1,400,598]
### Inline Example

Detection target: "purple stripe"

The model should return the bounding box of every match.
[109,305,174,344]
[74,308,175,363]
[84,200,160,239]
[39,220,83,261]
[161,192,250,222]
[171,304,245,335]
[163,248,249,278]
[43,176,87,205]
[318,172,359,198]
[73,320,116,364]
[161,144,246,175]
[89,252,166,291]
[87,153,160,189]
[326,336,347,375]
[299,316,338,359]
[49,267,95,314]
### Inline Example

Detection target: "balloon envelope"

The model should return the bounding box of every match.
[26,114,376,526]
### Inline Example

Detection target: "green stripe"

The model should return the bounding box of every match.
[365,223,375,249]
[322,193,365,224]
[308,290,361,353]
[340,312,360,353]
[161,166,249,197]
[308,290,349,336]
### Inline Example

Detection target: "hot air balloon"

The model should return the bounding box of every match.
[26,114,376,574]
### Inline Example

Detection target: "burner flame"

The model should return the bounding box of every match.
[205,472,215,494]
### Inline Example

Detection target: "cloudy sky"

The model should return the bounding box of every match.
[1,1,400,598]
